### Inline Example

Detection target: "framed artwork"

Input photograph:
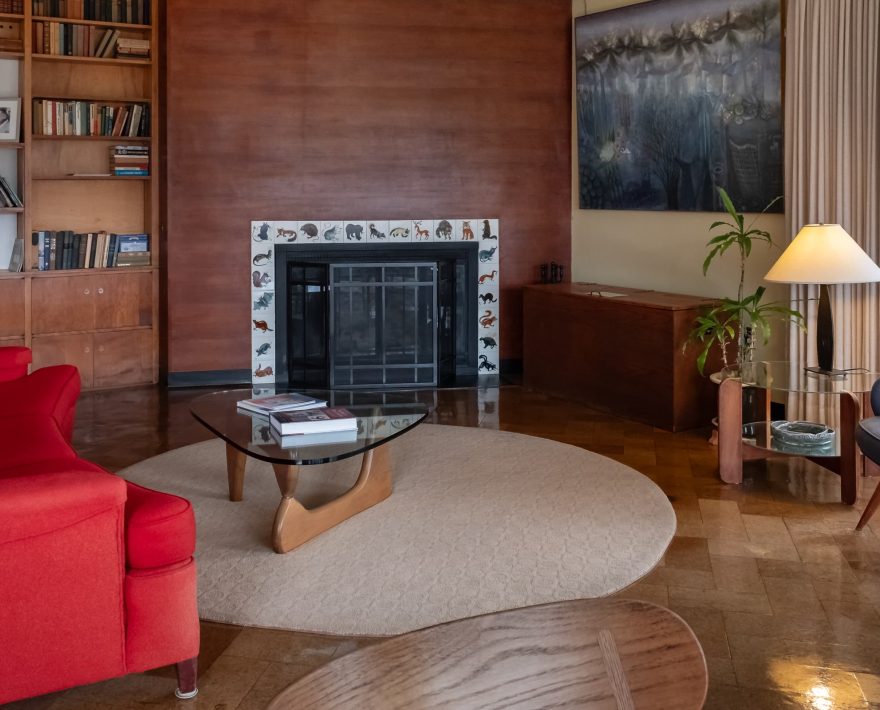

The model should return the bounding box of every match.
[0,98,20,142]
[575,0,783,213]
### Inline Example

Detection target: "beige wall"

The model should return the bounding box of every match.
[571,0,789,358]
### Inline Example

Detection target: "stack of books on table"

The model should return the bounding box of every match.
[111,145,149,177]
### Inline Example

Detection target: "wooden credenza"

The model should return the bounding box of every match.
[523,283,719,432]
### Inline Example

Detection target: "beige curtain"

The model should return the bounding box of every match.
[785,0,880,377]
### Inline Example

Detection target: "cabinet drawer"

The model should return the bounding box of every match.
[0,280,25,337]
[93,329,153,388]
[32,276,96,334]
[94,272,153,329]
[32,333,94,388]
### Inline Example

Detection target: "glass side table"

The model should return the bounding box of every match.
[715,361,879,505]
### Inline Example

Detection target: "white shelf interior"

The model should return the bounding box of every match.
[0,58,20,270]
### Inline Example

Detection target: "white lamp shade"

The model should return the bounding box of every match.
[765,224,880,284]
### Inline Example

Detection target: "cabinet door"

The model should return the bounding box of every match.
[32,276,96,334]
[0,279,26,338]
[94,272,153,330]
[93,329,153,388]
[32,333,94,388]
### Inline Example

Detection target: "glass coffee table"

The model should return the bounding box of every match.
[716,361,879,505]
[191,390,429,553]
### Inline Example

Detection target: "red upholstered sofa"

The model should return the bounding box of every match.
[0,347,200,704]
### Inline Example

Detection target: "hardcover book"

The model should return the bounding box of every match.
[270,407,357,435]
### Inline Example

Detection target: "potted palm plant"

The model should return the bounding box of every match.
[689,187,803,376]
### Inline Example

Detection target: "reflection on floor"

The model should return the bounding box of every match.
[6,384,880,710]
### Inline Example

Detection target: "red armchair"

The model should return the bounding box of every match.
[0,347,200,704]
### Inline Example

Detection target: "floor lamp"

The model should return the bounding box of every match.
[765,224,880,376]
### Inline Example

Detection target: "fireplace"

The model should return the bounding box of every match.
[273,243,479,389]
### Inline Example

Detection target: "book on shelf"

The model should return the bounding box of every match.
[33,99,150,137]
[7,236,23,272]
[237,393,328,416]
[33,230,150,270]
[110,143,149,175]
[115,36,149,58]
[270,407,358,436]
[0,0,23,14]
[33,0,150,25]
[270,427,359,449]
[0,176,22,208]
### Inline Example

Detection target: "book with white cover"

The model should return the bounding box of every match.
[270,427,359,449]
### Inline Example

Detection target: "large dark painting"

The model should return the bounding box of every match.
[576,0,783,212]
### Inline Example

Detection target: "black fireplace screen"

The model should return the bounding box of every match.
[330,264,437,387]
[276,243,478,390]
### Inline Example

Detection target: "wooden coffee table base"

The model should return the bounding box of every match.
[224,443,392,554]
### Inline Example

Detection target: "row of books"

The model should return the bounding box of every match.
[34,230,150,270]
[33,99,150,137]
[34,22,145,59]
[237,393,359,447]
[33,0,150,25]
[0,0,23,12]
[110,144,148,176]
[0,176,22,208]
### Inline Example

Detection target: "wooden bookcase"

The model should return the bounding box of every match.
[0,3,159,390]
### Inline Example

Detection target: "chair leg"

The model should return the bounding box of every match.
[856,483,880,531]
[174,657,198,700]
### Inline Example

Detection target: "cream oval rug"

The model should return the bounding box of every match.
[120,424,675,636]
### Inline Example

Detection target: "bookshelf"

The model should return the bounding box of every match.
[0,0,159,390]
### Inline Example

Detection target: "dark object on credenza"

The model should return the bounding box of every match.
[523,283,720,432]
[539,262,565,284]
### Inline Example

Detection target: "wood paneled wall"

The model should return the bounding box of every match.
[164,0,572,375]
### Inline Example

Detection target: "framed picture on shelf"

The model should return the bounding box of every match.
[0,98,19,142]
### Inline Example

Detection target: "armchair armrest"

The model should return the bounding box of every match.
[0,346,31,382]
[0,468,126,545]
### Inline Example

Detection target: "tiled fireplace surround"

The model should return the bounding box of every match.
[249,219,500,386]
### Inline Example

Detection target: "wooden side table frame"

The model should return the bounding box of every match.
[718,377,863,504]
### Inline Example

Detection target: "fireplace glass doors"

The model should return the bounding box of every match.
[278,243,477,390]
[331,264,437,387]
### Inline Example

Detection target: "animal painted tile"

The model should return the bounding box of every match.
[387,220,412,242]
[253,339,273,359]
[297,221,321,242]
[478,308,498,330]
[434,219,454,241]
[273,221,299,243]
[253,361,275,382]
[344,221,367,242]
[478,332,499,352]
[478,268,499,286]
[252,221,274,243]
[477,290,499,306]
[366,221,390,242]
[321,221,344,243]
[477,352,500,373]
[455,219,478,241]
[480,218,499,242]
[252,269,273,289]
[251,386,276,397]
[252,316,275,334]
[252,290,275,313]
[251,243,274,268]
[412,220,433,242]
[478,244,498,265]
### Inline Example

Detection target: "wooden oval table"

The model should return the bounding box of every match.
[268,598,708,710]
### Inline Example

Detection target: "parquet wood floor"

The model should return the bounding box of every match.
[6,384,880,710]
